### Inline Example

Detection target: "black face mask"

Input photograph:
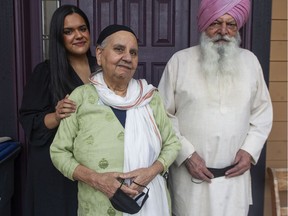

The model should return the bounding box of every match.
[110,181,149,214]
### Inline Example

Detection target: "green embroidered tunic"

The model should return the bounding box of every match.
[50,84,180,216]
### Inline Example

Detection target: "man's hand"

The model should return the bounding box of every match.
[225,149,252,178]
[185,152,213,183]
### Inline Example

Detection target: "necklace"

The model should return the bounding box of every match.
[108,85,128,97]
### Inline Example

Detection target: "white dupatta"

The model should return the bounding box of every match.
[90,72,170,216]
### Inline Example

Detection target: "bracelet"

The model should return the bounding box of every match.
[187,154,193,160]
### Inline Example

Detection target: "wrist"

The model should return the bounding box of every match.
[151,161,164,175]
[54,112,61,123]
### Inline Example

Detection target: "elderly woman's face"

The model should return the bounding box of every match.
[96,31,138,84]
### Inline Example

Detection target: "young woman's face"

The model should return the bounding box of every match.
[62,13,90,57]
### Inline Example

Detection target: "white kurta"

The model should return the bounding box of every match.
[158,45,273,216]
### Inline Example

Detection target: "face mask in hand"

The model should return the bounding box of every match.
[110,180,149,214]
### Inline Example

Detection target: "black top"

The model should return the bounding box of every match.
[110,107,127,128]
[19,56,96,216]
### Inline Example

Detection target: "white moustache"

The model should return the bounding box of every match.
[212,35,232,42]
[118,63,132,69]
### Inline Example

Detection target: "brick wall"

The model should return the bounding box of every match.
[264,0,288,215]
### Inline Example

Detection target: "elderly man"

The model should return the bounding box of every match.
[158,0,273,215]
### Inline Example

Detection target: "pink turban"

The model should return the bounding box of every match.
[197,0,251,32]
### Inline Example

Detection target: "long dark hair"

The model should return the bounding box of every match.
[49,5,91,105]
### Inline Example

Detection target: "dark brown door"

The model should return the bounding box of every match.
[61,0,200,87]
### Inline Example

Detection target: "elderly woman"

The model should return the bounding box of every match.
[50,24,180,216]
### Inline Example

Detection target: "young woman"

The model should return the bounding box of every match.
[19,5,96,216]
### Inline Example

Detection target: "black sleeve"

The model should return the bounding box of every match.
[19,61,57,146]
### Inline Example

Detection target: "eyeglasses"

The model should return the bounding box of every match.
[132,181,150,205]
[191,177,204,184]
[208,21,238,31]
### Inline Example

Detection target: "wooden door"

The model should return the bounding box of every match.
[61,0,199,87]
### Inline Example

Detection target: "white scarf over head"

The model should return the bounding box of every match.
[90,72,170,216]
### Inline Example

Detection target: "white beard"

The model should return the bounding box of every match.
[199,32,242,95]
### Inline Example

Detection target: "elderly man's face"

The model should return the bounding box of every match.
[96,31,138,84]
[205,14,238,41]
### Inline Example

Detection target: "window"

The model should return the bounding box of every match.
[41,0,59,60]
